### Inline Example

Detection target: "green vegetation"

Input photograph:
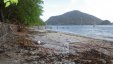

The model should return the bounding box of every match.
[4,0,18,7]
[0,0,45,26]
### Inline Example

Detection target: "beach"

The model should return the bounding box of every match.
[27,29,113,63]
[0,28,113,64]
[31,30,113,55]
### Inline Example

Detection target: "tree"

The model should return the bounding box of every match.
[0,0,44,26]
[4,0,18,7]
[16,0,44,26]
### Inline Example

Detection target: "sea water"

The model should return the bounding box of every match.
[46,25,113,41]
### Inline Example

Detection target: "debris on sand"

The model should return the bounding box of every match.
[0,23,113,64]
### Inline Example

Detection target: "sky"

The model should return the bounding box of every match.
[41,0,113,22]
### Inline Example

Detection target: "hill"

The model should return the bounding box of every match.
[46,10,103,25]
[98,20,112,25]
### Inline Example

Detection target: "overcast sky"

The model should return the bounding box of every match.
[41,0,113,22]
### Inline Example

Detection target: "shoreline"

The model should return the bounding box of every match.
[45,25,113,41]
[46,29,113,42]
[0,28,113,64]
[31,29,113,55]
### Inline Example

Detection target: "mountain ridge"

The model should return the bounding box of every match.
[46,10,111,25]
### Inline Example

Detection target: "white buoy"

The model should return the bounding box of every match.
[38,41,41,44]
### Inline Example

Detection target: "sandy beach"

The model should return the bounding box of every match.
[30,29,113,55]
[0,28,113,64]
